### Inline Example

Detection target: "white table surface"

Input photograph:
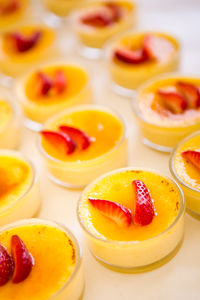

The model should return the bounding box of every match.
[9,0,200,299]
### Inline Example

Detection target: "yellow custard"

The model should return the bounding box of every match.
[0,0,29,31]
[42,109,123,162]
[39,105,127,188]
[0,98,12,132]
[0,151,40,225]
[78,168,185,271]
[0,219,84,300]
[0,24,57,77]
[108,32,179,91]
[133,76,200,152]
[170,132,200,217]
[43,0,85,17]
[16,63,92,129]
[75,1,135,49]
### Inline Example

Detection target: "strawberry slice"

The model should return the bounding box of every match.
[0,0,20,15]
[11,235,34,284]
[177,81,200,109]
[106,2,122,21]
[41,130,76,155]
[89,198,132,227]
[143,34,174,61]
[132,180,155,226]
[53,70,67,94]
[10,31,41,53]
[158,89,187,114]
[0,244,14,286]
[36,72,53,96]
[59,125,90,150]
[182,150,200,171]
[80,11,113,27]
[114,47,149,64]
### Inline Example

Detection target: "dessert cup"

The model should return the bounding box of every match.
[132,75,200,152]
[0,150,41,225]
[78,167,185,272]
[38,105,128,188]
[0,87,21,149]
[74,0,136,59]
[0,22,60,77]
[16,62,93,131]
[106,31,180,97]
[42,0,86,18]
[170,131,200,219]
[0,218,84,300]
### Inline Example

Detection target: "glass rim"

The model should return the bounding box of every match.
[77,167,185,245]
[0,150,37,216]
[132,73,200,128]
[15,60,91,107]
[0,218,82,299]
[169,130,200,194]
[37,104,127,165]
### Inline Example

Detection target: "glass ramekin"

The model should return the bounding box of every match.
[0,150,41,225]
[105,31,180,98]
[0,87,21,149]
[16,61,93,131]
[170,131,200,219]
[132,75,200,152]
[0,218,85,300]
[73,0,136,59]
[77,167,185,272]
[38,104,128,189]
[0,21,61,78]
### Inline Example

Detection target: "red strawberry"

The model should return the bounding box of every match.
[158,89,187,114]
[54,70,67,94]
[59,125,90,150]
[114,47,149,64]
[0,0,20,15]
[177,81,200,109]
[143,34,174,61]
[41,130,76,155]
[132,180,155,226]
[36,72,53,96]
[0,244,14,286]
[11,235,33,284]
[89,198,132,227]
[10,31,41,53]
[182,150,200,171]
[106,2,122,21]
[80,11,113,27]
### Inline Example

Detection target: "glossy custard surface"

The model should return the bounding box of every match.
[80,170,180,241]
[25,65,89,105]
[174,134,200,191]
[0,224,76,299]
[0,25,55,62]
[42,109,123,162]
[0,99,12,132]
[0,155,33,212]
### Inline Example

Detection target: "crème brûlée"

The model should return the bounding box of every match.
[108,32,179,91]
[43,0,86,17]
[0,219,84,300]
[170,132,200,217]
[0,150,40,225]
[39,105,127,188]
[75,1,136,49]
[0,0,30,31]
[78,168,185,271]
[16,63,92,129]
[0,97,20,149]
[133,76,200,151]
[0,24,58,77]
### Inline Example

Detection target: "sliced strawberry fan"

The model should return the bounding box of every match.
[182,150,200,172]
